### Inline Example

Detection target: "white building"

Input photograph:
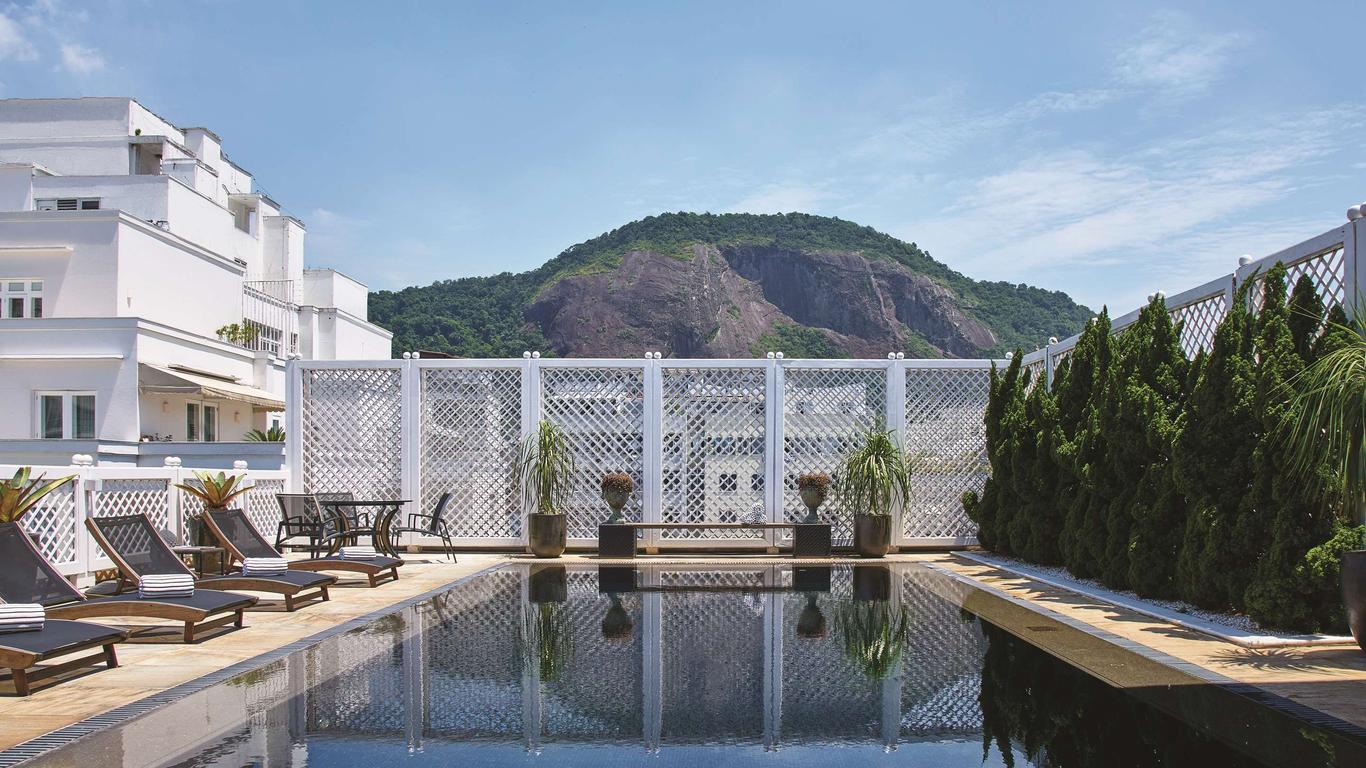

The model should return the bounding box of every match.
[0,97,392,467]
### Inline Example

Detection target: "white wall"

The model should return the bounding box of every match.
[115,220,245,335]
[0,213,121,317]
[302,268,367,315]
[31,174,170,221]
[0,321,139,441]
[0,164,34,210]
[326,309,393,359]
[261,216,305,282]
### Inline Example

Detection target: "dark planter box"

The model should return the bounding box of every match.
[1344,549,1366,654]
[598,565,638,594]
[853,514,891,558]
[793,565,832,593]
[527,514,567,558]
[528,565,567,603]
[793,524,832,557]
[853,565,892,602]
[598,523,636,558]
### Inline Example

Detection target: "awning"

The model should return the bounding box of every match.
[138,364,285,411]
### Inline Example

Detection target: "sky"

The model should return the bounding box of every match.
[1,0,1362,314]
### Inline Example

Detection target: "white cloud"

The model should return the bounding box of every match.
[898,107,1362,310]
[0,12,37,62]
[1113,11,1248,95]
[58,42,101,74]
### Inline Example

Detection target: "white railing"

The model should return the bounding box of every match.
[239,279,300,358]
[1023,218,1363,386]
[8,459,288,580]
[287,356,998,549]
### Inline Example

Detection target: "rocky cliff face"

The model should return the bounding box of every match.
[527,244,999,358]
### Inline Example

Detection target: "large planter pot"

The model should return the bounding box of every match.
[853,514,891,558]
[527,514,567,558]
[1344,549,1366,653]
[798,488,826,524]
[602,490,630,524]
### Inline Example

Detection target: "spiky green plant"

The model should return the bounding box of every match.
[838,425,911,517]
[1284,308,1366,525]
[0,468,77,524]
[834,600,910,679]
[244,426,286,442]
[519,421,575,515]
[174,470,253,509]
[518,602,574,682]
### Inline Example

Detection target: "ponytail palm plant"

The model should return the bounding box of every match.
[838,426,912,516]
[519,421,575,515]
[1285,311,1366,523]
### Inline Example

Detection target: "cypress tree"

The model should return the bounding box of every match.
[1024,380,1065,564]
[1174,278,1257,609]
[1124,297,1192,597]
[1062,310,1114,578]
[966,353,1024,551]
[1244,274,1340,630]
[1232,264,1305,620]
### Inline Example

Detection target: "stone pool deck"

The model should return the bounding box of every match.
[2,550,1365,757]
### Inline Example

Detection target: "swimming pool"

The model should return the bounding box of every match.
[6,563,1360,766]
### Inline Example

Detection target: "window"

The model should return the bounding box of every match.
[719,473,738,493]
[35,198,99,211]
[35,392,96,439]
[185,401,219,442]
[1,279,43,319]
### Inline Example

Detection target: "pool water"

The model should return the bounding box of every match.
[9,563,1350,767]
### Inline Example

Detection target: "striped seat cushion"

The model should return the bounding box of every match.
[138,573,195,599]
[241,556,289,576]
[0,603,45,634]
[340,545,377,560]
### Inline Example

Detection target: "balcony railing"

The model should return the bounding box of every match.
[232,280,299,358]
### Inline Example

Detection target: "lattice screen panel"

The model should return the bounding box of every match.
[243,479,287,538]
[660,579,766,741]
[18,480,78,566]
[782,367,887,542]
[660,367,767,540]
[424,570,524,738]
[93,479,172,533]
[301,367,403,500]
[902,367,990,541]
[539,366,645,539]
[897,568,987,736]
[1249,244,1347,311]
[1171,292,1227,357]
[420,367,524,539]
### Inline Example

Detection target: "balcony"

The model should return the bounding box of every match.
[220,279,299,358]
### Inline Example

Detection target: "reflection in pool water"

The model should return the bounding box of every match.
[12,563,1331,767]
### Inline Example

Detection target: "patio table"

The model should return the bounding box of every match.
[319,499,409,558]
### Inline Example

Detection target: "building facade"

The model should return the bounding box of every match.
[0,97,391,467]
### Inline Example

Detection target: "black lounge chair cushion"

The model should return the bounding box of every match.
[0,619,123,659]
[85,589,255,613]
[202,570,334,590]
[296,555,403,571]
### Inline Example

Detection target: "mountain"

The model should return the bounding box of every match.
[368,212,1092,359]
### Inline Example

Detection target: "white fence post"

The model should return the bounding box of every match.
[1347,217,1362,321]
[642,354,663,550]
[886,356,907,550]
[285,357,303,493]
[767,356,785,531]
[401,358,421,532]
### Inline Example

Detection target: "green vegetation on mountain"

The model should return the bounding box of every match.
[369,212,1092,358]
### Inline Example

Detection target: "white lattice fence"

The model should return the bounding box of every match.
[660,365,767,540]
[1249,243,1347,311]
[92,478,173,532]
[301,366,403,500]
[903,366,991,542]
[16,473,79,568]
[539,365,646,540]
[242,476,288,538]
[781,366,888,543]
[419,366,524,541]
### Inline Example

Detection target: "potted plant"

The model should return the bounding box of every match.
[838,426,912,558]
[519,420,575,558]
[1285,313,1366,652]
[834,600,910,679]
[601,472,633,524]
[174,470,253,547]
[797,471,831,524]
[1,468,78,552]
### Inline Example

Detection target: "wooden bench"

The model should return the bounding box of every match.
[597,522,831,558]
